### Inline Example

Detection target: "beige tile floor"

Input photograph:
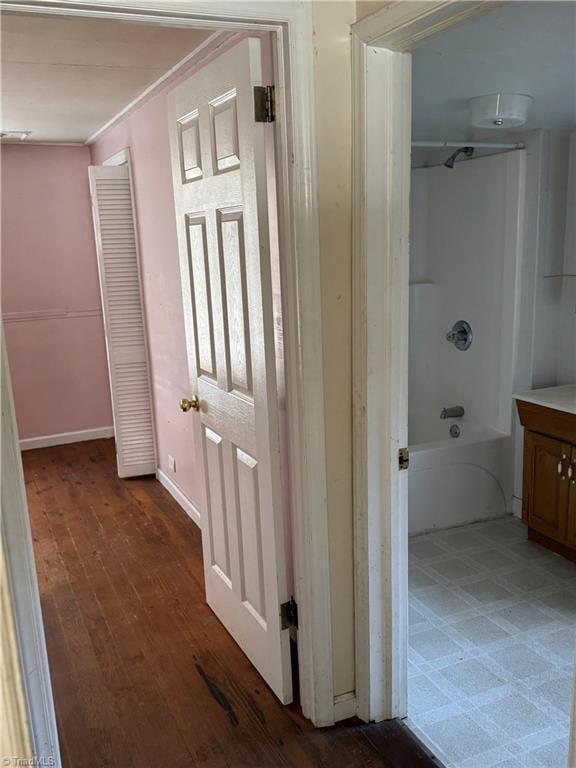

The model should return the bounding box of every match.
[407,516,575,768]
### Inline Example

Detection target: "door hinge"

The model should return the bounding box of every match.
[254,85,276,123]
[280,597,298,629]
[399,447,410,471]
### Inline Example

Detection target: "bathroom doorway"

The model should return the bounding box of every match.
[352,2,576,766]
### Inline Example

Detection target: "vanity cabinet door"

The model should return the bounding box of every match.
[524,431,571,543]
[565,447,576,548]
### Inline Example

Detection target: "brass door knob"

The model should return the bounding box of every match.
[180,396,200,413]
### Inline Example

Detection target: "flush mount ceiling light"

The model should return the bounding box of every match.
[468,94,533,129]
[0,130,32,141]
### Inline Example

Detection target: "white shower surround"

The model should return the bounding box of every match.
[408,151,526,535]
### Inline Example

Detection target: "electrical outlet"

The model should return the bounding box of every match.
[168,454,176,473]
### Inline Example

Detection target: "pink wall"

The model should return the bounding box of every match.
[1,145,113,439]
[89,33,267,514]
[90,90,201,507]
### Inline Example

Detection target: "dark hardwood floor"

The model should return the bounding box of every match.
[23,439,441,768]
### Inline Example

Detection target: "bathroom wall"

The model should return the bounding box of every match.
[558,130,576,379]
[511,128,576,512]
[559,130,576,382]
[532,129,576,387]
[409,151,525,446]
[1,145,113,441]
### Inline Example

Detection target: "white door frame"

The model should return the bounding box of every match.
[1,328,61,764]
[4,0,334,727]
[351,1,503,723]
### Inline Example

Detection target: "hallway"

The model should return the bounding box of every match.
[23,439,439,768]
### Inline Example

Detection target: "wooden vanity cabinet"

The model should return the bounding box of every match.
[523,431,571,542]
[517,400,576,560]
[565,450,576,549]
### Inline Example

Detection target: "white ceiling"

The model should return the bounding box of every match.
[0,14,214,142]
[411,2,576,142]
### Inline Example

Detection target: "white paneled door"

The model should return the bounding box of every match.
[168,37,292,703]
[89,165,156,478]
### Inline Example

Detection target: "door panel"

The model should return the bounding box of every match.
[524,431,570,541]
[168,37,292,703]
[235,446,266,620]
[218,209,253,396]
[203,426,230,580]
[186,215,216,380]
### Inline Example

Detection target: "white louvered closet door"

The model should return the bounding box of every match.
[88,164,156,478]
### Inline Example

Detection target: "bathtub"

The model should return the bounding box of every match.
[408,420,514,535]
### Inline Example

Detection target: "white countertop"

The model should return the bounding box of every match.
[514,384,576,416]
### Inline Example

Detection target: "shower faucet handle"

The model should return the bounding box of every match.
[446,320,473,351]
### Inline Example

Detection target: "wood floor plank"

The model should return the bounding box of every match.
[23,439,441,768]
[54,488,194,766]
[29,485,137,767]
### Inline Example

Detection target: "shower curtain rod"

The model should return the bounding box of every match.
[412,140,524,149]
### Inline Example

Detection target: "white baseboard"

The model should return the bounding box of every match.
[20,426,114,451]
[334,692,357,722]
[512,496,523,519]
[156,469,201,529]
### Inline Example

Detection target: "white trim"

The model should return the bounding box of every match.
[353,41,412,724]
[87,30,231,144]
[1,141,86,147]
[333,692,357,722]
[2,1,287,28]
[156,469,201,529]
[351,0,501,724]
[353,1,499,51]
[2,328,61,763]
[3,0,333,727]
[268,11,334,726]
[20,427,114,451]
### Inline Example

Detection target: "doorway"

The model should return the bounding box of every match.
[352,2,576,766]
[1,3,334,755]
